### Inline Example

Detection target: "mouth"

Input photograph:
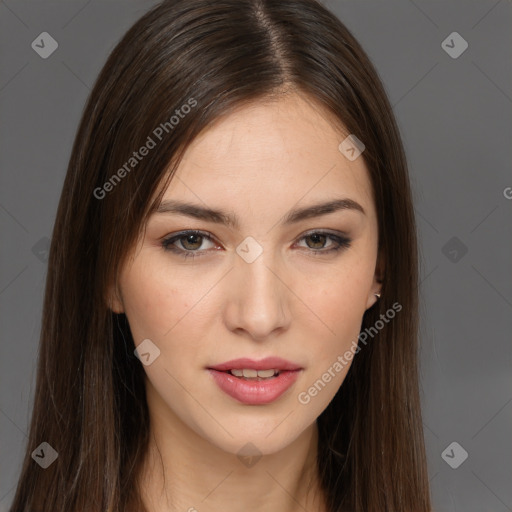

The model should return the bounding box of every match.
[218,368,281,380]
[206,357,303,405]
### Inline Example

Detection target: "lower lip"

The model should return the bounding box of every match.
[207,369,302,405]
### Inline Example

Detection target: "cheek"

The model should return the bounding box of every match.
[291,269,370,412]
[298,261,372,336]
[121,262,204,341]
[121,262,220,384]
[303,290,364,377]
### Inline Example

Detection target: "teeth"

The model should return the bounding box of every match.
[229,369,279,378]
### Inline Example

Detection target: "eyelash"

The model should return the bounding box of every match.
[160,230,351,260]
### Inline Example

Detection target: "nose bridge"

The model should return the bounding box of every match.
[226,239,290,338]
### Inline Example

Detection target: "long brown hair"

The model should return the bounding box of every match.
[10,0,431,510]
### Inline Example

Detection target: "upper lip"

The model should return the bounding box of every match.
[208,357,302,371]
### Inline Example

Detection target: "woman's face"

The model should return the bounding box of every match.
[111,92,382,456]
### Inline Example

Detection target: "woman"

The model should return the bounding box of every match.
[10,0,431,510]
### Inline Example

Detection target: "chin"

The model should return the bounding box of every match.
[191,415,314,458]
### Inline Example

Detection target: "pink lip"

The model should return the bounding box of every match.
[208,357,302,372]
[206,357,303,405]
[207,368,302,405]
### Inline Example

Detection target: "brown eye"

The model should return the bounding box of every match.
[179,233,204,250]
[161,230,217,259]
[296,231,351,255]
[304,233,328,249]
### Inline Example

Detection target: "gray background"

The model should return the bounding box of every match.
[1,0,511,510]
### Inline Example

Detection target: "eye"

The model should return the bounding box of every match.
[161,230,218,260]
[161,229,351,260]
[295,230,351,255]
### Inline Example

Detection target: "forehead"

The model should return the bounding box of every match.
[158,93,375,219]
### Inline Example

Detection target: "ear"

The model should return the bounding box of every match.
[106,279,125,314]
[366,248,385,310]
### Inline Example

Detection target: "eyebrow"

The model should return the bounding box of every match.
[151,198,365,229]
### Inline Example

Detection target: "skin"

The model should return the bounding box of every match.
[110,92,383,512]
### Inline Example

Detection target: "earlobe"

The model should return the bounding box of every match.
[366,288,382,310]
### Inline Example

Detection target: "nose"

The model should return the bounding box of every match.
[223,250,291,341]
